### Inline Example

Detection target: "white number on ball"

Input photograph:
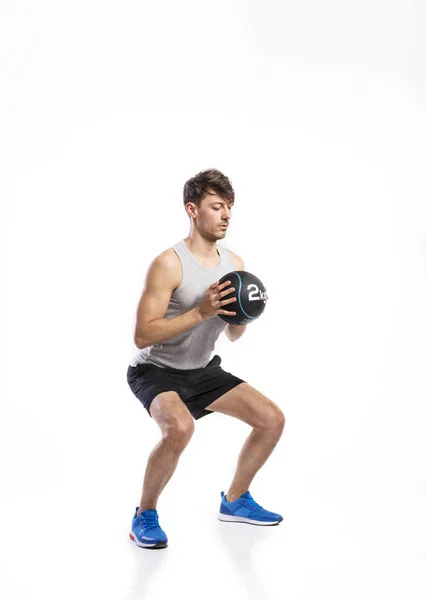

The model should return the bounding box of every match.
[247,284,267,302]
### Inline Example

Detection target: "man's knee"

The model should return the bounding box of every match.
[163,419,195,451]
[263,405,286,432]
[150,391,195,450]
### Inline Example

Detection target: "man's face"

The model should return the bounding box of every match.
[191,191,233,240]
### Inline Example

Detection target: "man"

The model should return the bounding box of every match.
[127,168,285,549]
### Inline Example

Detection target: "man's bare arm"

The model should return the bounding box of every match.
[134,254,204,349]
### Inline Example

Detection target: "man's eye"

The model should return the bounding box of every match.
[213,208,220,211]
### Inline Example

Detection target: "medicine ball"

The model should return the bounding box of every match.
[218,270,267,325]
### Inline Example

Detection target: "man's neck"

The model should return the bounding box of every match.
[184,236,218,258]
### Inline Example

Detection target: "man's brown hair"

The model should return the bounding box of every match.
[183,169,235,208]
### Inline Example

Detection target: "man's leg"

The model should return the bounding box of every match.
[225,424,284,502]
[204,382,286,501]
[137,391,194,515]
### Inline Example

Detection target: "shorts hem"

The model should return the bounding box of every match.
[191,378,246,420]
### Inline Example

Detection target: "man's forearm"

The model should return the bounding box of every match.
[225,323,247,342]
[135,307,204,349]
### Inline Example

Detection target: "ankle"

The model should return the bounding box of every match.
[138,506,156,516]
[226,490,246,503]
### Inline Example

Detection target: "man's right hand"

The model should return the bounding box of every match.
[196,280,237,321]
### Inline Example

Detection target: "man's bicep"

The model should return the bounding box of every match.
[134,257,176,342]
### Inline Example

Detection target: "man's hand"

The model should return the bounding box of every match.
[196,280,237,321]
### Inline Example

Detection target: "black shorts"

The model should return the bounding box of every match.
[126,354,246,420]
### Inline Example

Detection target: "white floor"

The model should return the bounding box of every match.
[2,395,425,600]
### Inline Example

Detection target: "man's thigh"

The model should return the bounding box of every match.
[149,390,195,436]
[204,382,285,429]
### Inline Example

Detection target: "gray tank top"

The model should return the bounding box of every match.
[129,239,238,369]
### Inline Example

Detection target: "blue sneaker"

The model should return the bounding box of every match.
[129,507,168,549]
[218,491,283,526]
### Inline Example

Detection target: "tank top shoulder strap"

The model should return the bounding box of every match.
[171,239,195,271]
[217,243,236,268]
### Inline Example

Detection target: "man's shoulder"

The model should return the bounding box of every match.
[152,247,182,287]
[157,246,180,266]
[223,246,244,270]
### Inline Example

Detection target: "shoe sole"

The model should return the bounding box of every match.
[129,532,168,549]
[217,513,283,526]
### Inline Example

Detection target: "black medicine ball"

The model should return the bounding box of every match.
[218,270,267,325]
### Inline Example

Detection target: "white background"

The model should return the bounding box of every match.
[3,1,426,599]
